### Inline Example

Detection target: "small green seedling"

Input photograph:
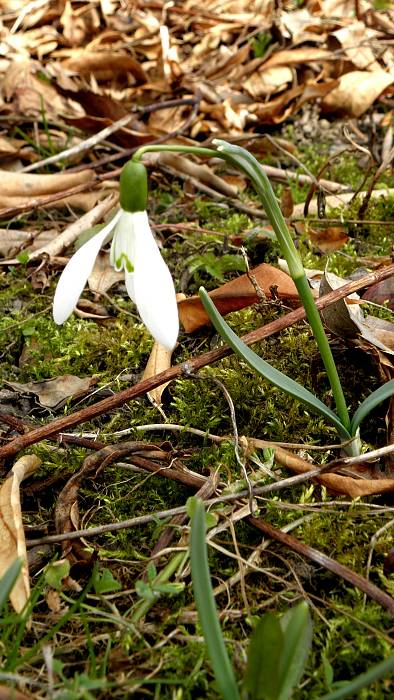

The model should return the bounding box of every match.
[189,498,394,700]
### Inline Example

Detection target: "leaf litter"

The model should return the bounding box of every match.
[1,0,394,696]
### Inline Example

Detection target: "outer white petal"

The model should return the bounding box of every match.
[53,211,122,324]
[130,211,179,350]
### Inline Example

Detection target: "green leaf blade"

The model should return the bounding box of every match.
[0,558,23,612]
[244,614,284,700]
[190,497,240,700]
[277,601,313,700]
[350,379,394,436]
[199,288,350,440]
[316,654,394,700]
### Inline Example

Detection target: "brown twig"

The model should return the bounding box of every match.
[248,515,394,617]
[0,263,393,464]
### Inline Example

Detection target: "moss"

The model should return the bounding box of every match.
[1,133,394,698]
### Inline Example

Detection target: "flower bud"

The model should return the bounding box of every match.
[119,160,148,213]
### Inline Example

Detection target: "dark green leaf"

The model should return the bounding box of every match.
[244,613,284,700]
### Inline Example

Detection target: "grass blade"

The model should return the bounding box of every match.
[190,497,240,700]
[199,288,351,440]
[316,654,394,700]
[350,379,394,436]
[0,559,22,612]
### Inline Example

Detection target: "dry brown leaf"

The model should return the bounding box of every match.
[1,59,84,119]
[178,263,299,333]
[6,375,97,409]
[0,455,41,614]
[362,276,394,310]
[322,70,394,117]
[280,187,294,218]
[332,22,381,72]
[249,438,394,497]
[244,66,293,99]
[61,51,147,84]
[142,342,173,407]
[60,0,88,47]
[309,225,349,252]
[321,271,394,355]
[88,251,124,295]
[0,168,93,197]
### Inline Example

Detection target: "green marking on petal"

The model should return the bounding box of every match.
[116,253,134,273]
[119,161,148,213]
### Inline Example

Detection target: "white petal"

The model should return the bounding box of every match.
[53,211,121,324]
[130,211,179,350]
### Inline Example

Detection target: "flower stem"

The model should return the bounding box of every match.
[133,140,351,433]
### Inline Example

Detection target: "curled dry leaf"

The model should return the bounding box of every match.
[248,438,394,498]
[322,70,394,117]
[320,271,394,355]
[178,262,299,333]
[142,342,174,407]
[362,276,394,310]
[88,251,124,295]
[0,167,93,197]
[6,375,97,409]
[308,225,348,253]
[0,455,41,613]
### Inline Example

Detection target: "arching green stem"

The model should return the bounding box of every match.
[133,140,351,433]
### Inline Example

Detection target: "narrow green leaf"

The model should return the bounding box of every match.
[350,379,394,436]
[316,654,394,700]
[244,613,284,700]
[199,288,351,440]
[0,559,23,611]
[277,602,313,700]
[190,497,240,700]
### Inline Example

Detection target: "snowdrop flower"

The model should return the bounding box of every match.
[53,160,179,350]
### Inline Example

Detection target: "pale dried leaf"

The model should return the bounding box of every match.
[142,342,173,406]
[0,455,41,614]
[88,251,123,294]
[332,22,381,72]
[6,375,96,409]
[321,271,394,355]
[322,71,394,117]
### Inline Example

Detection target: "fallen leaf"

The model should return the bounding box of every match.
[320,271,394,355]
[61,51,147,84]
[249,438,394,497]
[178,263,299,333]
[142,342,173,406]
[309,225,349,252]
[362,275,394,310]
[322,70,394,117]
[88,251,123,294]
[6,375,97,409]
[332,22,381,71]
[280,187,294,218]
[0,167,93,197]
[0,455,41,614]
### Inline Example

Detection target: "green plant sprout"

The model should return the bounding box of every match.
[189,497,394,700]
[131,140,394,455]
